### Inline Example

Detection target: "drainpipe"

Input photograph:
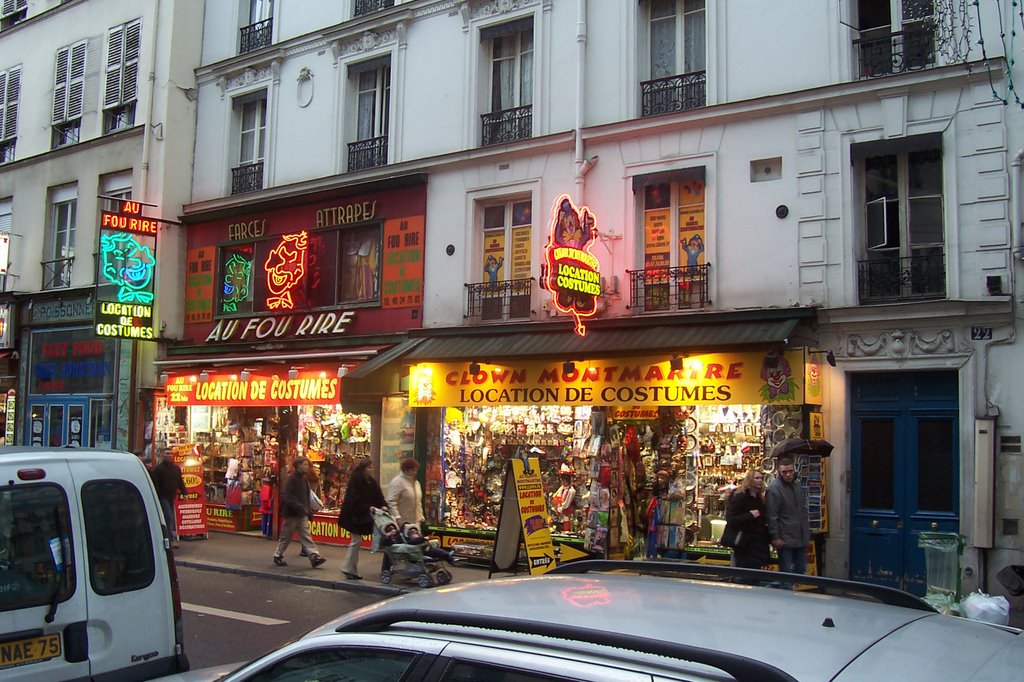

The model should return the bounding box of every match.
[573,0,593,204]
[140,0,162,202]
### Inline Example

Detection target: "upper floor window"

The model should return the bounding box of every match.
[642,0,706,116]
[240,0,273,54]
[348,58,390,172]
[467,199,533,321]
[103,19,141,134]
[45,187,76,290]
[854,0,935,78]
[629,169,709,312]
[354,0,394,17]
[52,40,86,149]
[481,18,533,146]
[0,0,27,31]
[855,135,945,303]
[0,64,20,163]
[0,196,11,289]
[231,94,267,194]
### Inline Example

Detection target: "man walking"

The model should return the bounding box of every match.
[150,449,188,548]
[386,458,425,533]
[273,456,326,568]
[765,457,811,575]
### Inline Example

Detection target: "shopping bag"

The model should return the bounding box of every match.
[309,489,324,513]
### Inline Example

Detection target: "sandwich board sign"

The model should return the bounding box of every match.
[489,456,557,576]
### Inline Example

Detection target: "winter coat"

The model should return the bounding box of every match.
[765,477,811,548]
[150,459,188,503]
[338,472,386,535]
[724,488,771,568]
[385,472,424,527]
[280,470,312,519]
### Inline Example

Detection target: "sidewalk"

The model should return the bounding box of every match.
[172,531,493,596]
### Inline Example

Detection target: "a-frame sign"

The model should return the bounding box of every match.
[489,456,557,577]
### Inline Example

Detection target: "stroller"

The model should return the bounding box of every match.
[371,508,453,588]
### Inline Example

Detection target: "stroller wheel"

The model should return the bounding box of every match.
[417,573,433,588]
[380,571,392,584]
[436,569,452,585]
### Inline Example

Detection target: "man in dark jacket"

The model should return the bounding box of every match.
[272,456,326,568]
[765,457,811,575]
[150,449,188,548]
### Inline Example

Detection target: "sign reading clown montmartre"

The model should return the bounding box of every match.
[541,194,602,336]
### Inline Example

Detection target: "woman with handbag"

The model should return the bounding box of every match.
[337,459,386,580]
[723,469,770,569]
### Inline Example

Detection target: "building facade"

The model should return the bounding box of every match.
[174,0,1023,595]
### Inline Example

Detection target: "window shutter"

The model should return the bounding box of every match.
[0,67,19,140]
[1,0,26,17]
[122,20,141,104]
[52,46,69,123]
[104,25,124,107]
[66,41,87,119]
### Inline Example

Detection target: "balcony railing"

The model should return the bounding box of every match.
[354,0,394,16]
[858,252,945,303]
[348,136,388,172]
[640,70,706,117]
[239,18,273,54]
[466,278,534,321]
[42,257,73,290]
[231,161,264,195]
[627,264,710,312]
[854,24,935,79]
[481,105,532,146]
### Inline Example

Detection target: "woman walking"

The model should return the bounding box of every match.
[272,457,326,567]
[337,459,386,580]
[724,469,770,570]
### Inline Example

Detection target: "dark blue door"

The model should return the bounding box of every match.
[849,372,958,595]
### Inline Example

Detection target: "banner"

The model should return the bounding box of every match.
[410,351,806,408]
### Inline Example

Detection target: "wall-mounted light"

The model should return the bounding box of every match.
[199,370,210,383]
[158,372,168,385]
[240,369,251,381]
[469,362,481,375]
[670,355,684,372]
[337,365,349,378]
[563,361,576,374]
[288,368,299,381]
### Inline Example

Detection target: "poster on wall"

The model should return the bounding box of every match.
[185,247,215,323]
[380,395,415,485]
[381,216,424,308]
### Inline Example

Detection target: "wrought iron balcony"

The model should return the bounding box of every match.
[466,278,534,321]
[854,24,935,79]
[239,18,273,54]
[858,252,945,303]
[348,136,388,172]
[627,264,710,312]
[354,0,394,16]
[481,105,532,146]
[640,70,706,117]
[42,257,73,290]
[231,161,264,195]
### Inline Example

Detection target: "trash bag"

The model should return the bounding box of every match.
[922,591,960,615]
[960,591,1010,625]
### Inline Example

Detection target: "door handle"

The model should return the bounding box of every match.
[871,520,879,528]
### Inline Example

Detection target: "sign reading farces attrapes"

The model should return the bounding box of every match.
[95,199,158,340]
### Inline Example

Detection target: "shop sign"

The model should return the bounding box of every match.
[166,367,341,406]
[0,303,11,348]
[492,457,556,575]
[308,514,372,547]
[205,504,239,531]
[409,351,805,408]
[381,216,424,308]
[4,389,14,444]
[804,349,824,406]
[541,195,601,337]
[173,446,207,537]
[29,328,116,395]
[31,298,93,324]
[204,310,356,343]
[95,200,158,340]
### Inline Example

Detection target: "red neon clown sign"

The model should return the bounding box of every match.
[264,231,308,310]
[541,194,601,336]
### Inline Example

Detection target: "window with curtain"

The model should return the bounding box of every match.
[490,26,533,113]
[356,64,390,141]
[648,0,705,79]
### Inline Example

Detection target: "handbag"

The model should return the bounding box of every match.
[720,523,743,549]
[309,489,324,513]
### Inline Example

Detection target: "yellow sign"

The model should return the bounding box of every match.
[512,458,557,574]
[409,351,805,407]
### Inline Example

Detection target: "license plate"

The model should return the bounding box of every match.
[0,634,62,669]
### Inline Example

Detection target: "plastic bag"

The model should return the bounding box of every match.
[960,591,1010,625]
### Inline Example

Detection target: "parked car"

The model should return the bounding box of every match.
[0,447,189,680]
[154,559,1024,681]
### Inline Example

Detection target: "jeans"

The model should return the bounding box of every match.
[261,512,273,537]
[274,516,318,558]
[159,497,177,541]
[777,546,807,575]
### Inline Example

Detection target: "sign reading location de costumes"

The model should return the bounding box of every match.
[165,367,341,406]
[490,457,557,576]
[95,200,158,340]
[541,195,601,337]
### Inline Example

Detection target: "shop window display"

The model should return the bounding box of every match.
[296,405,371,514]
[192,407,284,509]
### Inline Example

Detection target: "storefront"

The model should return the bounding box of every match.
[386,311,829,569]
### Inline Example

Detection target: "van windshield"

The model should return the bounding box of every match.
[0,484,74,611]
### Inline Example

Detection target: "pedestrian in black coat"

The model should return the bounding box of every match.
[337,459,386,580]
[724,469,771,569]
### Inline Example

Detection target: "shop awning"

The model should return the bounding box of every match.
[360,315,804,367]
[343,338,425,379]
[153,346,387,369]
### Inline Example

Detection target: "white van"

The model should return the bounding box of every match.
[0,447,190,680]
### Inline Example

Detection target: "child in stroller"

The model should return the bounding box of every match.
[371,507,455,587]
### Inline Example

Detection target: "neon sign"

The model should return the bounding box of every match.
[264,231,308,310]
[95,199,158,340]
[541,194,601,336]
[99,232,155,304]
[221,252,252,312]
